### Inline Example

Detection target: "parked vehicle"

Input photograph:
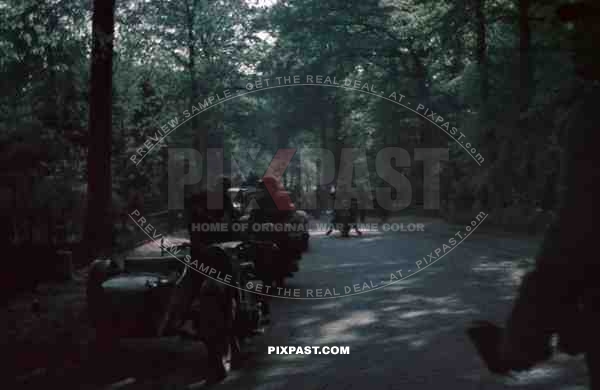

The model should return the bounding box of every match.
[228,185,309,285]
[86,241,266,381]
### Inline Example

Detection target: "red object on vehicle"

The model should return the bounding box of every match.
[261,175,294,211]
[260,175,282,192]
[274,191,296,211]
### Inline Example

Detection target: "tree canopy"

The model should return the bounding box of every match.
[0,0,585,250]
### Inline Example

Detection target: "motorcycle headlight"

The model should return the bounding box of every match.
[145,277,170,288]
[145,279,158,288]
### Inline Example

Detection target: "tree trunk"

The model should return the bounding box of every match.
[473,0,505,209]
[474,0,489,109]
[83,0,116,262]
[318,101,341,209]
[519,0,536,207]
[185,0,208,195]
[330,101,343,188]
[519,0,532,113]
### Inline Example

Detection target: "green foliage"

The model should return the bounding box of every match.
[0,0,582,229]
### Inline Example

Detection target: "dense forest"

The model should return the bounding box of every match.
[3,2,600,388]
[0,0,582,258]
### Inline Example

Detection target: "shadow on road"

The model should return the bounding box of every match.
[214,228,589,390]
[4,225,590,390]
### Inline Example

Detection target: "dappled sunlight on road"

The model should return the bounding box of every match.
[319,310,378,343]
[471,257,534,288]
[398,306,477,320]
[214,222,589,390]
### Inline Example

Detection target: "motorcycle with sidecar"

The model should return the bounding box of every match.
[86,240,266,381]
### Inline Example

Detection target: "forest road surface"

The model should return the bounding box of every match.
[5,218,590,389]
[212,218,589,390]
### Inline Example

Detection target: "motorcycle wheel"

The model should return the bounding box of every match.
[202,295,242,384]
[223,296,242,371]
[254,301,264,330]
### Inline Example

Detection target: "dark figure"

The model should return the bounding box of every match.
[208,176,236,240]
[249,176,294,246]
[244,178,289,313]
[252,176,291,223]
[325,188,337,236]
[350,198,362,236]
[325,214,335,236]
[325,188,361,236]
[187,189,241,383]
[468,3,600,388]
[189,178,236,244]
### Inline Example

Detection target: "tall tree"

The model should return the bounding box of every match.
[83,0,116,260]
[474,0,489,109]
[141,0,256,191]
[519,0,532,112]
